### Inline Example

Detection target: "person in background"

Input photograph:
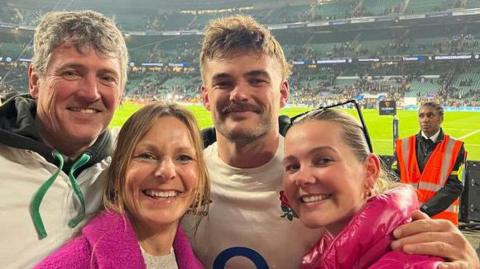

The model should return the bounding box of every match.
[183,14,479,269]
[36,103,208,269]
[392,102,466,225]
[283,108,443,268]
[0,10,128,267]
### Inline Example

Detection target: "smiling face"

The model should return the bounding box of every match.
[29,42,122,157]
[283,120,373,235]
[124,116,198,231]
[418,105,443,137]
[201,52,288,143]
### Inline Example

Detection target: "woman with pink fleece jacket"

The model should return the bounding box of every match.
[37,103,209,269]
[35,210,201,269]
[282,108,442,269]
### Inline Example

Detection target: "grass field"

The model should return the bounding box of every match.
[111,101,480,160]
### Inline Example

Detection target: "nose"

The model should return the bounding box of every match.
[77,73,101,101]
[292,167,316,187]
[153,158,176,181]
[420,117,429,125]
[229,82,249,103]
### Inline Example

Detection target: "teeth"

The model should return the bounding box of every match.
[70,108,97,113]
[144,190,178,198]
[301,194,331,203]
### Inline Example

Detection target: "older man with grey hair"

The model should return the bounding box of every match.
[0,10,128,267]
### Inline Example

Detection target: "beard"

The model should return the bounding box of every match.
[214,103,273,143]
[217,119,272,143]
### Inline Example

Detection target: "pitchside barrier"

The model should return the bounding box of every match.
[380,155,480,224]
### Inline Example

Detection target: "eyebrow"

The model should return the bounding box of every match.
[211,69,271,82]
[59,63,119,76]
[283,146,337,164]
[211,73,232,82]
[135,141,195,153]
[244,70,270,78]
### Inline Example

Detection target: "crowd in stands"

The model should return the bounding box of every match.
[2,1,480,107]
[0,64,27,100]
[425,33,480,55]
[1,59,480,107]
[285,33,480,60]
[0,6,42,25]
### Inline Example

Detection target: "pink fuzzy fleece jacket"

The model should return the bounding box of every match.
[35,210,203,269]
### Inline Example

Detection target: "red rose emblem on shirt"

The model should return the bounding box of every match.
[279,190,298,221]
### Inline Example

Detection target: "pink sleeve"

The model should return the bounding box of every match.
[369,249,443,269]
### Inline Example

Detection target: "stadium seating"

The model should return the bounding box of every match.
[1,0,480,106]
[406,80,441,97]
[405,0,452,14]
[313,1,353,20]
[467,0,480,8]
[362,0,403,16]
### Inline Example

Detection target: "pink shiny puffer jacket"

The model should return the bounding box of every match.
[301,186,443,269]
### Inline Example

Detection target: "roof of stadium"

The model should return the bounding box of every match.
[4,0,312,13]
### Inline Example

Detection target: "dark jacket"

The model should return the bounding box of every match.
[0,94,113,176]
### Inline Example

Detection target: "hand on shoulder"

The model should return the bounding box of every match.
[391,210,479,269]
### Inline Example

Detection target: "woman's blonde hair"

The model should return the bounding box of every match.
[288,108,399,195]
[103,102,209,216]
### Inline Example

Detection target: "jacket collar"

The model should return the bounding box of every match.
[303,186,418,268]
[416,128,444,144]
[0,94,113,176]
[81,210,203,269]
[82,210,145,268]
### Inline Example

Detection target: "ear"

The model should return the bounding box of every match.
[28,64,40,98]
[201,84,211,111]
[363,154,380,192]
[279,80,289,108]
[117,94,124,107]
[117,87,125,106]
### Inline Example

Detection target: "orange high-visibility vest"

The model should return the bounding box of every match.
[396,135,463,225]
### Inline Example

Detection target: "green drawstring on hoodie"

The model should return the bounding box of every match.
[67,153,90,229]
[29,151,91,239]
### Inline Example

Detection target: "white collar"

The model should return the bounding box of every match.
[421,129,441,143]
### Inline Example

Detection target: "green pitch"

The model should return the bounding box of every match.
[111,101,480,160]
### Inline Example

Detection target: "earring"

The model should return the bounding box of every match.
[364,188,373,199]
[279,190,298,221]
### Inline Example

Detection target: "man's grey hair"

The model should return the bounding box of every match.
[31,10,129,87]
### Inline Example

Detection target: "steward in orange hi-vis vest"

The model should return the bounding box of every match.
[394,133,465,225]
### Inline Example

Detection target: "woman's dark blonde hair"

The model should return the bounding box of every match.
[288,108,398,195]
[103,102,209,216]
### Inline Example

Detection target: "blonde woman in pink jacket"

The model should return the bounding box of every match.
[282,108,443,269]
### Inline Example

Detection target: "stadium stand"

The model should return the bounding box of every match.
[361,0,404,16]
[467,0,480,8]
[404,0,453,14]
[1,0,480,106]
